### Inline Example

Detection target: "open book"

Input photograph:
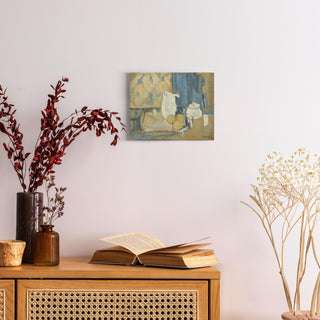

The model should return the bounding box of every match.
[90,232,218,269]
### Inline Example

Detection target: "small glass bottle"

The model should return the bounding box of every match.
[34,225,59,266]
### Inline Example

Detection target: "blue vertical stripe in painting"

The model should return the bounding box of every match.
[172,73,188,112]
[172,73,206,111]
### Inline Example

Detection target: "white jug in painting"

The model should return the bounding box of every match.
[186,102,202,128]
[161,91,179,120]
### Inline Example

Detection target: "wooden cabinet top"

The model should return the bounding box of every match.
[0,257,220,280]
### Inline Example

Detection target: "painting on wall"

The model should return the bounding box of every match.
[129,73,214,140]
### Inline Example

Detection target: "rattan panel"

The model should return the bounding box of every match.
[0,289,4,320]
[27,289,198,320]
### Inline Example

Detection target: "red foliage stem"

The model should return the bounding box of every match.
[0,78,126,193]
[0,86,29,190]
[27,78,126,192]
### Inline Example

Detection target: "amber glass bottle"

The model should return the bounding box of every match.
[34,225,59,266]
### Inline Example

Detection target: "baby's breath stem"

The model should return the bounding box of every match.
[242,149,320,315]
[42,175,66,226]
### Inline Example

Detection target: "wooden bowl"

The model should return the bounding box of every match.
[0,240,26,266]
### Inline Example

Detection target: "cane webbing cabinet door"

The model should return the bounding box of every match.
[0,257,220,320]
[18,279,208,320]
[0,280,14,320]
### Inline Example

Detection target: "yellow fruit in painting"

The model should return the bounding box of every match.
[173,120,183,130]
[166,115,175,124]
[175,113,185,123]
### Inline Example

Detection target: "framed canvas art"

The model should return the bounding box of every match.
[129,73,214,140]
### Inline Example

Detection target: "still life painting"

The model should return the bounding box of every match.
[129,73,214,140]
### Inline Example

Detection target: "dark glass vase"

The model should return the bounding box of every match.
[34,225,59,266]
[16,192,43,263]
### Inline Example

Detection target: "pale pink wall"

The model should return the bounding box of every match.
[1,1,320,319]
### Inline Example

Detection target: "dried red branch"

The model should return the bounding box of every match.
[0,86,29,190]
[0,77,126,192]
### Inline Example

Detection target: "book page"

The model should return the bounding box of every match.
[100,232,166,256]
[145,237,211,254]
[147,243,212,254]
[97,246,134,254]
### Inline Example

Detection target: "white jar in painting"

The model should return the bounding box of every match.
[161,91,179,120]
[186,102,202,128]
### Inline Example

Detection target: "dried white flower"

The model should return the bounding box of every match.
[242,149,320,317]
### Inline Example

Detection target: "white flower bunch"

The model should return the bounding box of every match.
[257,149,320,196]
[242,149,320,319]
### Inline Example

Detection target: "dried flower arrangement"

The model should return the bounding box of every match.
[0,77,126,192]
[41,175,66,225]
[242,149,320,320]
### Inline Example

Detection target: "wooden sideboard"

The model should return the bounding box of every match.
[0,257,220,320]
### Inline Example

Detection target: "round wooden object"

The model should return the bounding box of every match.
[282,311,320,320]
[0,240,26,266]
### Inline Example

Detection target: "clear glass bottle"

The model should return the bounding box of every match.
[34,225,59,266]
